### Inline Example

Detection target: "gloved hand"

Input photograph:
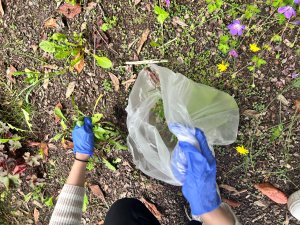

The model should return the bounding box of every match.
[172,128,221,216]
[72,117,94,156]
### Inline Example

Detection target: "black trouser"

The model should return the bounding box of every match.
[104,198,202,225]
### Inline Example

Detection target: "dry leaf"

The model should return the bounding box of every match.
[89,185,106,202]
[86,2,97,11]
[13,164,27,175]
[44,18,58,29]
[74,53,84,74]
[57,3,81,19]
[43,78,49,89]
[33,208,39,225]
[62,139,74,150]
[40,142,49,160]
[283,213,289,225]
[54,102,63,123]
[6,65,16,84]
[277,94,289,106]
[254,183,288,204]
[140,197,162,220]
[136,28,150,55]
[254,200,268,208]
[123,74,137,91]
[220,184,238,193]
[134,0,142,5]
[48,143,57,150]
[108,73,120,92]
[295,99,300,113]
[172,16,188,27]
[222,198,241,208]
[243,109,260,118]
[66,81,76,98]
[27,141,42,147]
[0,1,4,17]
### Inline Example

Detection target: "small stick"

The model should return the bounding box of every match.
[125,59,168,65]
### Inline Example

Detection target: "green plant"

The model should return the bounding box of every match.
[218,35,237,54]
[102,79,113,92]
[101,16,118,31]
[244,4,261,19]
[206,0,223,13]
[154,6,169,24]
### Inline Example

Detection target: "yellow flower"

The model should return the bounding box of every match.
[250,43,261,52]
[235,145,249,155]
[217,61,229,72]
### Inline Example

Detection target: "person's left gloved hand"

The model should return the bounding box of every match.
[72,117,94,156]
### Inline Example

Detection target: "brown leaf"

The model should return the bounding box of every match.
[243,109,260,118]
[44,18,58,29]
[86,2,97,11]
[108,73,120,92]
[57,3,81,19]
[62,139,74,150]
[54,102,63,123]
[27,141,42,147]
[40,142,49,160]
[98,221,104,225]
[6,65,16,84]
[136,28,150,55]
[295,99,300,113]
[13,164,27,175]
[140,197,162,220]
[89,185,105,202]
[66,81,76,98]
[74,53,85,74]
[222,198,241,208]
[220,184,238,193]
[123,74,136,92]
[254,183,288,204]
[0,1,4,17]
[172,16,188,27]
[277,94,289,106]
[134,0,142,5]
[33,208,39,225]
[254,200,269,208]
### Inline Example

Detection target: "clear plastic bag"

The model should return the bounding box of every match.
[126,65,239,185]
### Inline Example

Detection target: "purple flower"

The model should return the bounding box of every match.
[165,0,170,7]
[227,20,245,36]
[291,20,300,25]
[292,72,299,79]
[229,49,238,58]
[278,6,296,19]
[295,0,300,4]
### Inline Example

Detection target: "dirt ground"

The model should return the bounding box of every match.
[0,0,300,224]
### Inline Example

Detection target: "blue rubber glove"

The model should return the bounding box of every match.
[172,128,221,216]
[72,117,94,156]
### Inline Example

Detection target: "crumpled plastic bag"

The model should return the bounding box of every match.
[126,64,239,185]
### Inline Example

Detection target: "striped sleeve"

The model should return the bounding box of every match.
[49,184,85,225]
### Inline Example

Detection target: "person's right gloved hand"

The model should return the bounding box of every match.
[172,128,221,216]
[72,117,94,156]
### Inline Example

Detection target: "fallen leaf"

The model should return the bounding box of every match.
[89,184,105,202]
[27,141,42,147]
[222,198,241,208]
[6,65,16,84]
[172,16,188,27]
[86,2,97,11]
[243,109,260,118]
[98,221,104,225]
[283,213,289,225]
[140,197,162,220]
[54,102,63,123]
[61,139,74,150]
[44,18,58,29]
[134,0,142,5]
[33,208,39,225]
[66,81,76,98]
[277,94,289,106]
[57,3,81,19]
[108,73,120,92]
[12,164,27,175]
[254,183,288,204]
[48,143,57,150]
[74,54,85,74]
[295,99,300,113]
[254,200,269,208]
[220,184,238,193]
[136,28,150,55]
[122,74,136,91]
[0,1,4,17]
[40,142,49,160]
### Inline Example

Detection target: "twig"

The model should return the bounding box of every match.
[125,59,168,65]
